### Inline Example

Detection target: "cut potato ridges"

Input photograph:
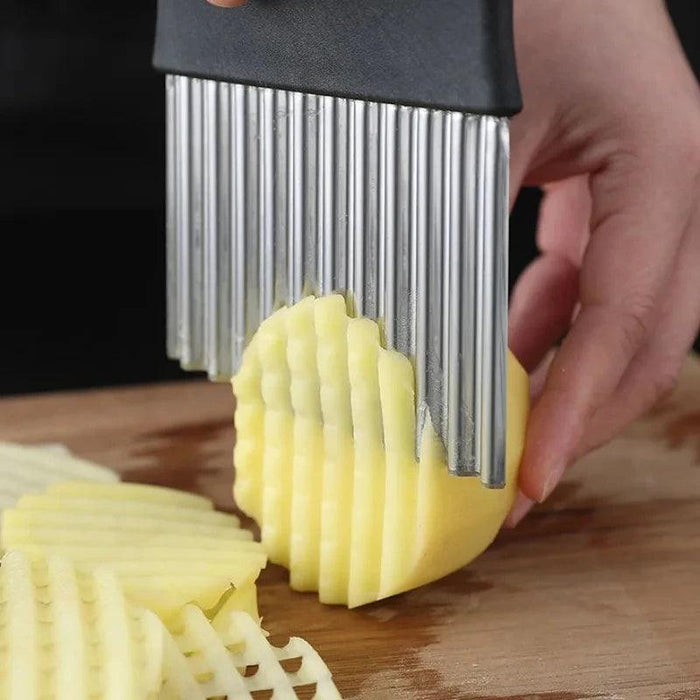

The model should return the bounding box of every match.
[233,295,529,607]
[0,443,119,538]
[0,437,344,696]
[161,605,341,699]
[2,483,267,623]
[0,550,163,700]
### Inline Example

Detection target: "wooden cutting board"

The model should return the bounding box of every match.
[1,357,699,699]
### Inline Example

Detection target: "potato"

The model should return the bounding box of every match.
[233,295,529,607]
[14,493,240,527]
[160,605,341,699]
[46,481,212,510]
[0,443,118,535]
[0,550,163,700]
[3,484,267,622]
[0,442,118,486]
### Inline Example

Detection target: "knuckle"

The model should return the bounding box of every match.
[647,360,682,407]
[616,294,656,354]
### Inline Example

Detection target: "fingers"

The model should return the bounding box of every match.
[207,0,246,6]
[510,175,586,372]
[509,253,578,373]
[518,154,693,503]
[506,177,585,528]
[537,176,591,267]
[505,179,584,530]
[504,491,534,529]
[576,212,700,456]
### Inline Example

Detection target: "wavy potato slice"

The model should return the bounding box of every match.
[234,295,529,607]
[46,481,212,510]
[3,510,241,539]
[0,550,163,700]
[3,484,267,622]
[118,576,259,623]
[14,493,240,527]
[0,443,118,531]
[160,605,341,699]
[0,442,118,485]
[3,527,254,548]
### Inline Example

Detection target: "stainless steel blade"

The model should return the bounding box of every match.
[165,74,508,487]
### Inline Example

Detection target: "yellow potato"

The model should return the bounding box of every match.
[3,527,253,548]
[45,481,212,510]
[0,550,163,700]
[15,493,239,527]
[3,484,268,622]
[3,510,240,539]
[118,576,259,623]
[0,443,118,535]
[0,442,118,485]
[160,605,341,699]
[9,541,261,559]
[233,295,529,607]
[285,297,324,592]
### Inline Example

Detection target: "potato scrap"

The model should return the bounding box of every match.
[233,295,529,607]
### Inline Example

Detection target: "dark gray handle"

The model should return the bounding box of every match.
[153,0,521,115]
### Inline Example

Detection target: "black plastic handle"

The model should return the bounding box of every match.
[153,0,521,116]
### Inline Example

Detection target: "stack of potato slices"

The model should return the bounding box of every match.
[0,443,341,699]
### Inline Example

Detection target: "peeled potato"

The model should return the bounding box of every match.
[45,481,212,510]
[2,484,267,622]
[160,605,341,699]
[0,442,118,518]
[0,550,163,700]
[233,295,529,607]
[0,442,118,485]
[14,493,239,527]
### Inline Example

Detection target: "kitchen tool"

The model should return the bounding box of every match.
[152,0,521,486]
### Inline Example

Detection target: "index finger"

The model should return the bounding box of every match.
[518,151,693,503]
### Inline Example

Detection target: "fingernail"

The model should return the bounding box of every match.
[538,461,568,503]
[504,492,534,528]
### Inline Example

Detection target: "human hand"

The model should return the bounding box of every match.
[505,0,700,526]
[207,0,246,6]
[203,0,699,520]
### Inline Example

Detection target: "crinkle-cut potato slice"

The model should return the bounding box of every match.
[160,605,341,699]
[11,542,263,561]
[0,441,118,485]
[0,442,118,520]
[285,297,324,593]
[3,510,241,539]
[0,550,163,700]
[46,481,213,510]
[233,295,529,607]
[3,527,254,548]
[3,484,267,623]
[118,575,260,624]
[14,493,238,527]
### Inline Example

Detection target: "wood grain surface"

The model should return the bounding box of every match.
[1,358,699,700]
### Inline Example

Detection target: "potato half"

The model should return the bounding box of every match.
[233,295,528,607]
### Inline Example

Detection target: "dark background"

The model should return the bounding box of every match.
[1,2,698,396]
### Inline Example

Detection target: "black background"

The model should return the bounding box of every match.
[1,2,698,396]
